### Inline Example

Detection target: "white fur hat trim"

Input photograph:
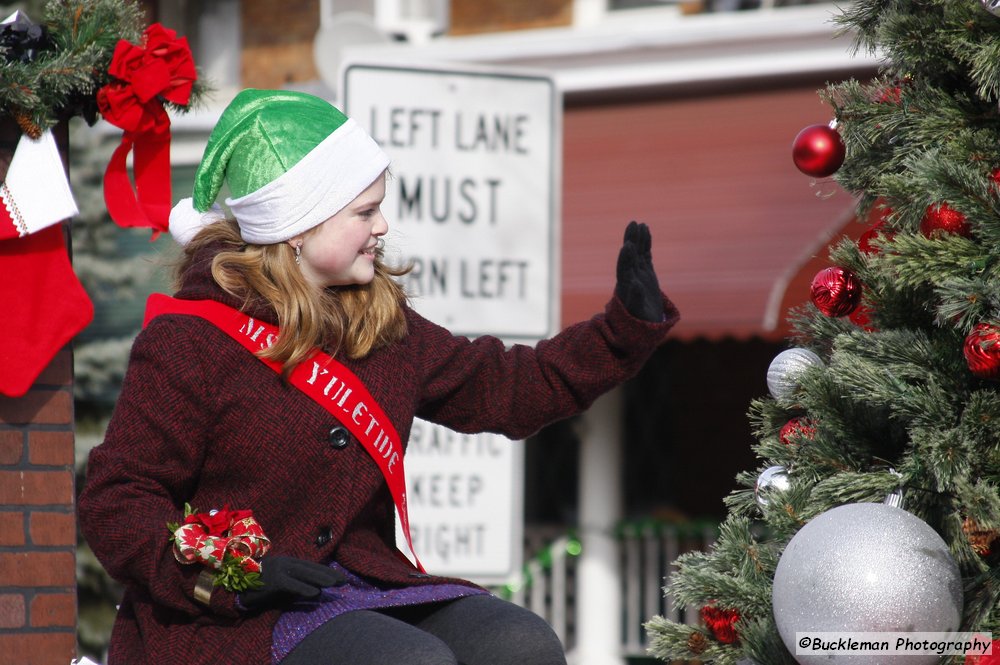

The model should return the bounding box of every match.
[169,197,226,246]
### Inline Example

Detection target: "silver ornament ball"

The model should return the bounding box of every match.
[755,465,790,507]
[772,503,963,665]
[767,348,823,400]
[982,0,1000,17]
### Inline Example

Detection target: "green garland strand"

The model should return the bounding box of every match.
[496,534,582,599]
[495,518,719,599]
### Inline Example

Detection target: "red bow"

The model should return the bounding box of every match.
[172,508,271,579]
[99,24,196,239]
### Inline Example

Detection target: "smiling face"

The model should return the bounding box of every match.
[289,171,389,288]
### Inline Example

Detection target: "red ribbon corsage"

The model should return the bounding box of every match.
[98,22,197,239]
[168,504,271,593]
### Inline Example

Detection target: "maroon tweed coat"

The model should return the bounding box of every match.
[78,247,679,665]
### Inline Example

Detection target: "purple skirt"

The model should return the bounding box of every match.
[271,562,488,663]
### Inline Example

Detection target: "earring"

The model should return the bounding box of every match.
[294,241,302,265]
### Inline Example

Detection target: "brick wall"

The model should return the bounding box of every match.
[450,0,572,35]
[238,0,575,89]
[0,120,78,664]
[241,0,321,90]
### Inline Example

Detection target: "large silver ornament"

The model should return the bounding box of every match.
[766,348,823,400]
[755,465,790,507]
[982,0,1000,17]
[772,503,963,665]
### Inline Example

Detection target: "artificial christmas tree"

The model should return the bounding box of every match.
[646,1,1000,663]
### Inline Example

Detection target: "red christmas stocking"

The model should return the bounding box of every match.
[0,128,91,397]
[0,225,93,396]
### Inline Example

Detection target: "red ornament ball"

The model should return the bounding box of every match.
[964,323,1000,380]
[810,266,863,317]
[792,123,845,178]
[921,202,970,238]
[965,639,1000,665]
[699,604,740,644]
[779,417,816,446]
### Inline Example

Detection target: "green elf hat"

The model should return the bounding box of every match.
[169,88,389,246]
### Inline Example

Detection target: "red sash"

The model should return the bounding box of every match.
[143,293,424,572]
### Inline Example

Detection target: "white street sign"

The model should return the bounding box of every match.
[342,62,560,342]
[404,421,523,583]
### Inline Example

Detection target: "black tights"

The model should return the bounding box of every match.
[280,594,567,665]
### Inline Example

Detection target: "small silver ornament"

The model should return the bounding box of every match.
[884,468,904,509]
[766,348,824,400]
[982,0,1000,17]
[772,503,963,665]
[755,465,790,507]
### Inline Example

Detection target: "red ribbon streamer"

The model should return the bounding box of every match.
[99,24,196,238]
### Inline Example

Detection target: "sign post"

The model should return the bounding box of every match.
[342,62,560,584]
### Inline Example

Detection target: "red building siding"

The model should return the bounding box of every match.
[562,82,859,339]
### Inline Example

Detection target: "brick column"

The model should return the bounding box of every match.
[0,118,79,664]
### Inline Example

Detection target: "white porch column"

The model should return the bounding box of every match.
[575,387,625,665]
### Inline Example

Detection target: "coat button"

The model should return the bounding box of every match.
[327,426,350,449]
[315,527,333,547]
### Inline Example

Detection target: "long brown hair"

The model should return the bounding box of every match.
[177,218,409,373]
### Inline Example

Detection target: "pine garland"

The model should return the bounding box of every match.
[0,0,207,136]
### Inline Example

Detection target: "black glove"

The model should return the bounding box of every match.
[239,555,346,610]
[614,221,663,322]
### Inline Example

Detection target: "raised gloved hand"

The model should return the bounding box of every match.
[239,555,346,611]
[614,221,663,322]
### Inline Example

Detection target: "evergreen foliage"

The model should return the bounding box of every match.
[647,1,1000,663]
[0,0,209,134]
[1,0,145,134]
